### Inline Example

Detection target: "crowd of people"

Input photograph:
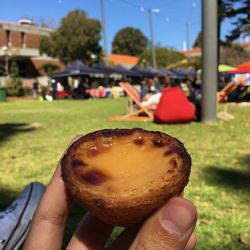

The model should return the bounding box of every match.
[136,74,202,120]
[31,74,204,119]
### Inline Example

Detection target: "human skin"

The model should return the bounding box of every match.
[23,135,198,250]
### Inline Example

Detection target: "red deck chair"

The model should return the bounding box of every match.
[109,82,154,121]
[217,82,237,103]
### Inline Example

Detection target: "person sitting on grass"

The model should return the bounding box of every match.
[140,78,162,109]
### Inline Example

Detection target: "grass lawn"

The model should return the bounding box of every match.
[0,98,249,249]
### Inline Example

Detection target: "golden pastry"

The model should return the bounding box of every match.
[61,128,191,227]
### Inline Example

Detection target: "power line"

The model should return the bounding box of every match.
[114,0,199,26]
[111,0,200,53]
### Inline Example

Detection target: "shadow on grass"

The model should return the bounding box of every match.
[203,154,250,193]
[239,154,250,169]
[0,123,38,145]
[204,166,250,190]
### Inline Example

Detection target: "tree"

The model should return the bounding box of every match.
[193,0,250,47]
[39,64,59,77]
[6,62,24,96]
[139,47,186,68]
[39,9,102,65]
[39,36,55,56]
[193,32,202,48]
[112,27,148,56]
[218,0,250,42]
[220,44,250,66]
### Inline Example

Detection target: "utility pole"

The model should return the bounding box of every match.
[201,0,218,123]
[148,8,158,68]
[185,22,190,51]
[100,0,108,65]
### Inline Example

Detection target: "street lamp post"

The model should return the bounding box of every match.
[148,8,159,68]
[185,22,190,51]
[2,46,11,76]
[100,0,108,65]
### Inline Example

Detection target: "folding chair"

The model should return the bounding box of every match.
[109,82,154,121]
[217,82,236,120]
[217,82,237,103]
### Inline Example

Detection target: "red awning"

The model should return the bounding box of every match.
[228,61,250,74]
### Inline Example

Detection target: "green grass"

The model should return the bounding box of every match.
[0,98,249,249]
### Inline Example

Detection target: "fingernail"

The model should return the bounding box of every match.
[160,198,196,235]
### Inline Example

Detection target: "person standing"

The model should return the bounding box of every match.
[32,79,39,100]
[51,79,58,100]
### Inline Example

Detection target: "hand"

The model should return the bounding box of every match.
[23,136,198,250]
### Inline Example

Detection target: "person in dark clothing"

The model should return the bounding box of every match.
[51,79,57,100]
[140,78,158,102]
[32,80,39,100]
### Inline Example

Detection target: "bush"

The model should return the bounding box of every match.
[40,85,49,99]
[6,62,24,96]
[23,86,33,96]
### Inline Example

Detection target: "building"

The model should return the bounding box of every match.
[0,19,64,87]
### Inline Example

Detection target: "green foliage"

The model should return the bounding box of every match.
[6,62,24,96]
[39,9,102,65]
[220,44,250,66]
[188,56,201,69]
[194,32,250,65]
[193,32,202,48]
[112,27,148,56]
[39,36,55,56]
[39,63,59,76]
[139,47,186,68]
[23,86,33,96]
[219,0,250,41]
[193,0,249,48]
[226,18,250,42]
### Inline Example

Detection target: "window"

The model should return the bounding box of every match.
[21,32,26,48]
[6,30,11,47]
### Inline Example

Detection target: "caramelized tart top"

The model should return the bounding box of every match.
[62,128,191,197]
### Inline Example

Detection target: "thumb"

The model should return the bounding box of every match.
[129,197,198,250]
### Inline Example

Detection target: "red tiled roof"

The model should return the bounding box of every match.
[107,54,138,65]
[239,43,250,51]
[182,47,201,54]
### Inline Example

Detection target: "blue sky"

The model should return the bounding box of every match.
[0,0,241,53]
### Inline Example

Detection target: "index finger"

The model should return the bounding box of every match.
[23,135,83,250]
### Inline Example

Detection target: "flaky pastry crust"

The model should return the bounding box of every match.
[61,128,191,227]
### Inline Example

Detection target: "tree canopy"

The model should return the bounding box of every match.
[112,27,148,56]
[193,0,249,48]
[193,32,202,48]
[39,9,102,65]
[6,62,23,96]
[139,47,186,68]
[222,0,250,41]
[220,44,250,66]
